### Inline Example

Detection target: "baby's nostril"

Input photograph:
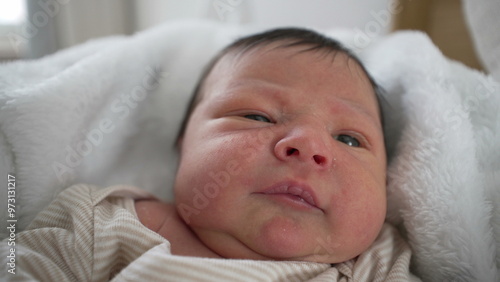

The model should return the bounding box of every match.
[286,148,298,156]
[313,155,326,165]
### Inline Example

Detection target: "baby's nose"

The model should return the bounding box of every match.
[274,125,333,169]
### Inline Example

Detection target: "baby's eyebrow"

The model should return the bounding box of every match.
[224,79,290,102]
[340,99,382,129]
[227,79,288,94]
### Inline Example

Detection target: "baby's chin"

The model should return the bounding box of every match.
[217,242,356,264]
[201,228,358,264]
[189,211,378,264]
[243,218,360,264]
[248,244,358,264]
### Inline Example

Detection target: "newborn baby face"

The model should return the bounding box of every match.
[174,43,387,263]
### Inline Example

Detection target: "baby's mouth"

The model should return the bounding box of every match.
[258,182,323,212]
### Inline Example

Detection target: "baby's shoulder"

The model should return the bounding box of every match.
[135,199,177,232]
[134,199,222,258]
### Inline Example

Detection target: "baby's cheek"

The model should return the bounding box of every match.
[354,200,386,244]
[329,186,386,248]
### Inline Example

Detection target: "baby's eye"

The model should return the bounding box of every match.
[335,134,360,147]
[244,114,271,123]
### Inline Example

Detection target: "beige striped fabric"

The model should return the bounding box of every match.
[1,184,420,281]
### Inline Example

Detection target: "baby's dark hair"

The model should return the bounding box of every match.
[176,27,385,147]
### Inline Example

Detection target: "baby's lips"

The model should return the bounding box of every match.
[288,186,316,207]
[259,181,323,212]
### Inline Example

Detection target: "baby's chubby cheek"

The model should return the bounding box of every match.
[174,161,243,221]
[328,187,387,253]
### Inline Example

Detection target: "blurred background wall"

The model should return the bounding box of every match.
[0,0,497,74]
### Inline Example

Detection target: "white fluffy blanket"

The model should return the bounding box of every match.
[1,20,499,281]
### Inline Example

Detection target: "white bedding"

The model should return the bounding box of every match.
[0,19,499,281]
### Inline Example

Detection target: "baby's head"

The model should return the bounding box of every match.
[174,28,387,263]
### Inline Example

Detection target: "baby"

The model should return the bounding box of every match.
[3,28,418,281]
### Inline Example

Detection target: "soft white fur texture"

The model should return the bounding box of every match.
[0,20,499,281]
[361,33,500,281]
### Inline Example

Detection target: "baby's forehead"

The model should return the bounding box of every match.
[207,44,371,93]
[226,44,366,78]
[223,42,351,65]
[212,46,371,94]
[203,44,382,121]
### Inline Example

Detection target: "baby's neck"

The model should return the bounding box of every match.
[135,199,222,258]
